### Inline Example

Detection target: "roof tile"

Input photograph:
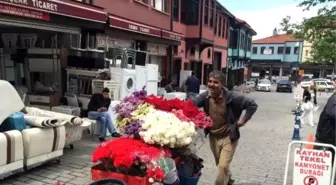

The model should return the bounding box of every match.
[252,34,299,44]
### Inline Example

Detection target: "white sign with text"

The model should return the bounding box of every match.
[293,148,332,185]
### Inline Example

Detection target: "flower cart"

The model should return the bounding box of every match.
[91,88,212,185]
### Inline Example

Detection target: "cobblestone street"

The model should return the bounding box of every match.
[0,89,332,185]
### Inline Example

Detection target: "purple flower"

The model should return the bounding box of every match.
[123,119,142,137]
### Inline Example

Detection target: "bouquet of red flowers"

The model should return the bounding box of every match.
[92,138,170,182]
[144,95,212,128]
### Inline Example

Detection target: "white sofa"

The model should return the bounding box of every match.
[0,130,24,179]
[22,126,65,170]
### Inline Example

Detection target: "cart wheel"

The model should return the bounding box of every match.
[70,144,74,150]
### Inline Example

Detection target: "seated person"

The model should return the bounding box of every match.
[88,88,120,141]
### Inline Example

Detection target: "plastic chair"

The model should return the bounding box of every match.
[88,179,127,185]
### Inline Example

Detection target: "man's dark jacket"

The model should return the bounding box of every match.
[193,88,258,141]
[316,93,336,146]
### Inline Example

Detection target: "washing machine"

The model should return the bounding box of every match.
[110,67,136,100]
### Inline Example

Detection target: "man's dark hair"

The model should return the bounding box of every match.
[191,71,195,76]
[102,88,110,93]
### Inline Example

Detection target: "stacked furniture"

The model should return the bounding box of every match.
[0,80,66,179]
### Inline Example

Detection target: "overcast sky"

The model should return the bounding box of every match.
[219,0,321,39]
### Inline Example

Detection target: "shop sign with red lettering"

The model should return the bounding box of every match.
[293,148,332,185]
[0,3,49,20]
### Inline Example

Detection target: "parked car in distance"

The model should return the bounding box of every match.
[315,80,335,91]
[276,80,292,92]
[246,81,256,88]
[257,79,271,92]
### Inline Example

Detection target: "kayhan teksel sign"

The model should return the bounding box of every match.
[293,148,332,185]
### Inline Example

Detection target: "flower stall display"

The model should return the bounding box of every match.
[92,89,212,185]
[91,137,169,184]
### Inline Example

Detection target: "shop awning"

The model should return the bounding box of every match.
[0,17,80,34]
[109,15,184,42]
[0,0,106,23]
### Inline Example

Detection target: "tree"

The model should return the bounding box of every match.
[294,0,336,64]
[279,16,294,34]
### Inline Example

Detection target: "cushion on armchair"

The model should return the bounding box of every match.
[0,130,24,166]
[22,126,65,159]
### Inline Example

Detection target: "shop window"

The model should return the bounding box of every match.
[172,0,179,21]
[204,0,209,25]
[294,47,299,54]
[252,47,258,54]
[277,47,284,54]
[285,47,291,54]
[207,49,211,58]
[152,0,169,13]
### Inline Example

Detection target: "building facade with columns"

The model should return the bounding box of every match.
[248,34,303,81]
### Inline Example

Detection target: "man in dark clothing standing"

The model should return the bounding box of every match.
[315,93,336,162]
[185,71,200,99]
[88,88,120,141]
[193,70,258,185]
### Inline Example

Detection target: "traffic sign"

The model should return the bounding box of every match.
[283,141,336,185]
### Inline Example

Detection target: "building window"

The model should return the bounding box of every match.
[181,0,186,23]
[247,37,252,50]
[214,13,218,34]
[229,29,238,49]
[305,50,309,56]
[204,0,209,25]
[218,16,222,37]
[207,48,211,58]
[277,47,284,54]
[225,21,228,39]
[285,47,291,54]
[240,33,245,49]
[260,47,266,54]
[209,0,214,27]
[172,0,179,21]
[222,19,226,38]
[252,47,258,54]
[152,0,169,13]
[190,47,195,56]
[269,47,274,54]
[294,47,299,54]
[183,0,199,25]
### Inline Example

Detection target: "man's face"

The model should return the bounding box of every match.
[103,92,109,99]
[208,77,222,96]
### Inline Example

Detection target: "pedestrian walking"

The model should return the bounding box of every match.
[193,70,258,185]
[311,81,318,106]
[300,87,315,127]
[184,71,200,100]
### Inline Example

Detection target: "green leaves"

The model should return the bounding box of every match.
[285,0,336,64]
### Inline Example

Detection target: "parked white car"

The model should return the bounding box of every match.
[257,79,272,92]
[300,81,313,89]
